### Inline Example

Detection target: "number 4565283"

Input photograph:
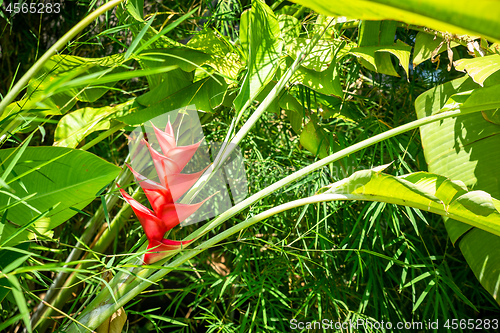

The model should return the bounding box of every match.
[5,2,61,14]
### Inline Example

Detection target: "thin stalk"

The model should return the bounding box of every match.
[29,166,132,331]
[36,192,136,333]
[0,0,125,116]
[80,122,127,151]
[181,28,328,204]
[67,106,472,331]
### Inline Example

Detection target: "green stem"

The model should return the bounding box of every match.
[80,122,127,151]
[30,166,133,331]
[0,0,125,116]
[33,197,137,333]
[181,28,328,204]
[67,106,471,331]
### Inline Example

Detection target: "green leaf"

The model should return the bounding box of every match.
[300,115,337,158]
[1,54,129,123]
[0,147,120,246]
[187,30,243,81]
[413,32,459,67]
[124,13,156,60]
[120,76,227,125]
[454,54,500,86]
[359,21,397,47]
[286,38,339,72]
[351,40,412,78]
[233,0,283,113]
[289,0,500,43]
[4,274,31,332]
[278,14,300,45]
[291,60,343,97]
[279,93,304,133]
[116,0,182,50]
[54,100,136,148]
[135,8,199,55]
[0,243,30,303]
[320,166,500,238]
[459,229,500,302]
[0,133,33,186]
[416,73,500,303]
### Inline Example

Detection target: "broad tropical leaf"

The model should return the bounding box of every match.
[233,0,283,113]
[0,147,120,246]
[120,76,227,125]
[318,164,500,237]
[416,70,500,303]
[54,100,136,148]
[290,0,500,43]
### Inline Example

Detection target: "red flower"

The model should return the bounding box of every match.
[120,121,210,264]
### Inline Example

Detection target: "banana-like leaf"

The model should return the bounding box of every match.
[351,20,411,78]
[416,69,500,302]
[1,54,127,122]
[0,147,120,246]
[290,0,500,43]
[454,54,500,86]
[54,100,137,148]
[233,0,283,113]
[290,61,343,97]
[351,41,411,78]
[319,165,500,237]
[119,76,227,125]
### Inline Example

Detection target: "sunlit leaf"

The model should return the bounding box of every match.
[0,148,120,246]
[413,32,459,67]
[290,0,500,43]
[233,0,283,113]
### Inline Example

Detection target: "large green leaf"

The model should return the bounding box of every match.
[351,20,411,78]
[0,147,120,246]
[1,54,127,123]
[351,40,411,78]
[454,54,500,86]
[289,0,500,43]
[291,61,343,97]
[318,165,500,237]
[137,51,202,90]
[413,32,459,67]
[187,30,243,81]
[119,76,227,125]
[54,100,137,148]
[416,72,500,302]
[285,38,338,72]
[300,115,338,158]
[233,0,283,113]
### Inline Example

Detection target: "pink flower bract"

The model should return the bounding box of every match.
[120,120,210,264]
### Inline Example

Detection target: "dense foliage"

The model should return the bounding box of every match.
[1,0,500,332]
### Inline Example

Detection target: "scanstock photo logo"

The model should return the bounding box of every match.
[120,106,248,264]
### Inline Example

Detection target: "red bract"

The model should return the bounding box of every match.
[120,121,209,264]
